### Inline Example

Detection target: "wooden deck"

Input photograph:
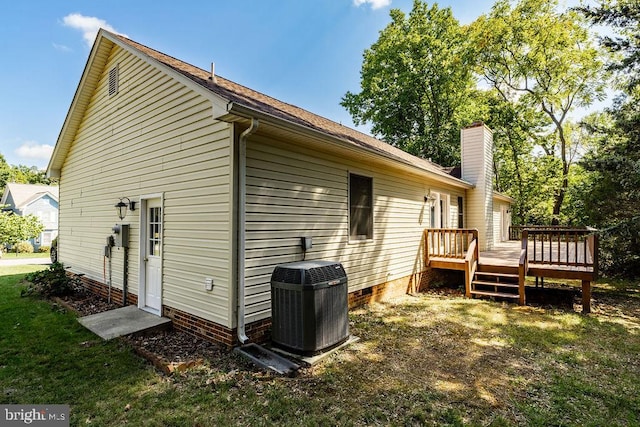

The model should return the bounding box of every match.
[480,241,596,280]
[425,228,598,312]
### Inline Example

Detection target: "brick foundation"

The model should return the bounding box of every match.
[71,273,138,306]
[70,268,451,348]
[162,306,271,348]
[69,273,270,348]
[348,269,434,309]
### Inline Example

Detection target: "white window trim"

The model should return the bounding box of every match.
[348,171,374,244]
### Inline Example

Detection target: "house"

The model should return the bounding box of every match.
[0,183,59,250]
[47,30,512,347]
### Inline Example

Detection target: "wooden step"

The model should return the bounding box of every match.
[470,290,520,299]
[472,280,519,288]
[477,264,519,275]
[474,271,519,280]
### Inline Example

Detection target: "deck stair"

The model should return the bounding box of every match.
[425,227,599,312]
[470,268,520,300]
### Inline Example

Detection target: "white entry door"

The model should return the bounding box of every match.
[141,198,162,315]
[501,205,510,242]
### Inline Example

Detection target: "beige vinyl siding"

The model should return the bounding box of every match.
[493,198,511,243]
[59,44,234,327]
[461,126,493,250]
[244,134,464,322]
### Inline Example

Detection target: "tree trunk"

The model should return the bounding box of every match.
[551,125,570,225]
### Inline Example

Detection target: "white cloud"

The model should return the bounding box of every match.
[353,0,391,10]
[52,42,72,53]
[15,142,54,161]
[62,13,127,47]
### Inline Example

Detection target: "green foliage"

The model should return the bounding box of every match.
[0,153,51,199]
[578,1,640,278]
[579,101,640,277]
[577,0,640,91]
[0,211,44,247]
[482,91,552,224]
[21,262,76,297]
[342,0,477,166]
[14,241,34,254]
[472,0,605,223]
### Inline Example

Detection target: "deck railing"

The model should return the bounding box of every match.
[522,228,598,276]
[425,228,478,260]
[509,225,575,241]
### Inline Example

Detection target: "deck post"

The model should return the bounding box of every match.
[518,230,528,306]
[581,280,591,313]
[424,230,430,265]
[473,229,479,261]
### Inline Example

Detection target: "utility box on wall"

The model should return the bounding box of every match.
[113,224,130,248]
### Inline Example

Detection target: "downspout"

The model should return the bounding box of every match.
[122,246,128,306]
[237,118,259,344]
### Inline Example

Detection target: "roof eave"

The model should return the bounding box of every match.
[493,191,515,203]
[221,102,474,190]
[47,30,115,179]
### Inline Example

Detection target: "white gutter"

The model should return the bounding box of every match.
[237,118,259,344]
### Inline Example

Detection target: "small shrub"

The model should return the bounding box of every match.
[38,245,50,253]
[15,241,34,253]
[21,262,77,298]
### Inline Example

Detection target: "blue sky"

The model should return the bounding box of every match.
[2,0,576,169]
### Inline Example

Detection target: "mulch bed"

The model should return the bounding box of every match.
[52,284,243,375]
[54,283,121,316]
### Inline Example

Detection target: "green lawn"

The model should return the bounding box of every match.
[2,266,639,426]
[0,251,50,259]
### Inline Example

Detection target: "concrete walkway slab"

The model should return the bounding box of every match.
[78,305,171,340]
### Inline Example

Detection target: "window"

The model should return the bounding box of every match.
[148,207,162,256]
[108,65,119,96]
[457,196,464,228]
[349,173,373,240]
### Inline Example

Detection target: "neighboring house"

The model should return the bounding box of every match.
[47,30,511,347]
[0,183,59,250]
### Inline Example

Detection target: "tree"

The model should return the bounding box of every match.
[482,90,555,225]
[0,153,52,199]
[577,0,640,90]
[341,0,477,166]
[472,0,606,224]
[0,211,44,254]
[577,0,640,277]
[0,154,11,196]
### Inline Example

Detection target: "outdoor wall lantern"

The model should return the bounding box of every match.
[424,191,437,205]
[115,197,136,220]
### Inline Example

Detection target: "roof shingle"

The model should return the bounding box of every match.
[112,33,469,186]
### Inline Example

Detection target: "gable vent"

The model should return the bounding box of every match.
[108,65,119,96]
